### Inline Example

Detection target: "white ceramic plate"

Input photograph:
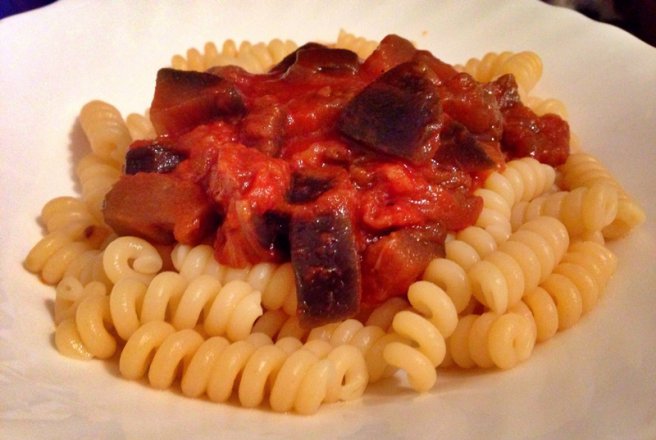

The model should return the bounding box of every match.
[1,1,655,438]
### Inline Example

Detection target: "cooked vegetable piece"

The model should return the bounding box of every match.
[268,43,325,74]
[485,74,522,110]
[254,210,291,258]
[412,50,460,83]
[362,34,417,76]
[338,61,442,164]
[290,207,361,327]
[483,73,569,166]
[150,68,245,136]
[289,46,360,75]
[501,104,570,166]
[103,173,217,244]
[361,224,446,307]
[434,123,503,173]
[287,168,336,204]
[125,142,186,174]
[439,72,503,140]
[269,43,359,76]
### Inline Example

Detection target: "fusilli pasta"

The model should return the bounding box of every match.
[383,281,458,391]
[510,182,619,239]
[447,310,535,369]
[79,100,132,165]
[119,322,368,414]
[467,216,569,314]
[558,153,646,239]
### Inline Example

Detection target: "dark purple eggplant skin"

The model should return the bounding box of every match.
[125,144,186,175]
[253,210,290,260]
[337,60,442,164]
[287,169,336,204]
[433,123,498,173]
[150,68,246,136]
[290,207,361,327]
[269,43,359,76]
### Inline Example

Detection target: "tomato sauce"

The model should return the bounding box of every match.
[104,34,570,324]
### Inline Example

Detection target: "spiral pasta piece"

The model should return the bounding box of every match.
[472,185,514,246]
[119,323,367,414]
[444,226,498,272]
[484,157,557,208]
[566,240,617,279]
[25,197,113,285]
[509,240,617,343]
[76,152,122,219]
[364,296,410,330]
[79,100,132,165]
[26,237,92,285]
[335,29,378,60]
[112,271,263,342]
[176,278,263,341]
[382,281,458,391]
[510,182,619,238]
[125,111,156,140]
[467,216,569,314]
[55,276,161,360]
[55,288,116,360]
[170,243,222,279]
[39,196,106,237]
[558,152,646,239]
[422,258,471,314]
[62,248,112,287]
[102,236,163,284]
[251,309,309,341]
[172,244,297,315]
[54,277,107,324]
[307,318,401,384]
[447,309,535,370]
[526,96,569,120]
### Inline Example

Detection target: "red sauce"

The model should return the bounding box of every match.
[105,35,570,319]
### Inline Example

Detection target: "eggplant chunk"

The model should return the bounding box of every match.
[433,123,503,173]
[270,43,359,75]
[338,61,442,164]
[291,46,359,75]
[361,224,445,307]
[269,43,325,74]
[253,210,291,259]
[287,168,336,204]
[150,68,245,135]
[361,34,418,76]
[103,173,217,245]
[125,144,186,174]
[290,208,361,327]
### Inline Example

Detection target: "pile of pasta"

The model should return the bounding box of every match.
[25,31,645,414]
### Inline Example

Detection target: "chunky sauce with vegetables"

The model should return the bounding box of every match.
[103,35,569,326]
